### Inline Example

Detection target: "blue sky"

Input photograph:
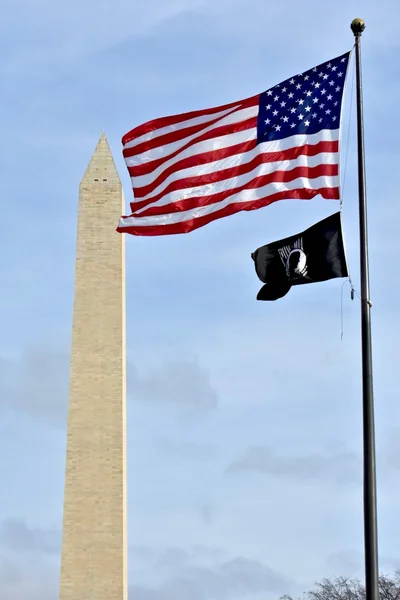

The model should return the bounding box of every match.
[1,0,400,598]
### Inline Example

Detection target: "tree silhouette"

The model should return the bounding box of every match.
[281,572,400,600]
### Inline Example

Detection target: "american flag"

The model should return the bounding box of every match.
[117,52,350,237]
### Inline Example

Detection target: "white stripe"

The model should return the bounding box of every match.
[133,149,339,203]
[128,128,257,188]
[126,106,259,165]
[134,153,339,209]
[129,128,339,192]
[121,175,338,227]
[124,105,242,150]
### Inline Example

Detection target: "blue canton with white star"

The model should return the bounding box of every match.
[257,52,350,143]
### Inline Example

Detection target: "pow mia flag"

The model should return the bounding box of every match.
[251,212,348,301]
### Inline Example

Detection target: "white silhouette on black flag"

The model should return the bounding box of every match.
[251,212,348,301]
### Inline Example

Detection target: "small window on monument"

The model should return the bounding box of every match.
[103,178,107,181]
[94,178,99,181]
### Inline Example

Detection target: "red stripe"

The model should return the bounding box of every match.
[130,141,339,212]
[132,140,339,203]
[123,117,258,173]
[129,140,339,203]
[127,113,237,157]
[129,139,257,193]
[121,95,259,146]
[125,108,245,156]
[132,164,338,217]
[117,188,339,237]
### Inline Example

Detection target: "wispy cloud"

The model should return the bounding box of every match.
[0,344,69,426]
[0,520,60,600]
[198,503,219,526]
[1,0,400,597]
[226,446,360,484]
[130,553,294,600]
[128,358,218,415]
[326,550,362,576]
[0,519,60,556]
[155,437,217,461]
[1,0,205,71]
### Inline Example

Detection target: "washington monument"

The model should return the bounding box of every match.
[59,133,127,600]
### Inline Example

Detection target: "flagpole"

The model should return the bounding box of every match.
[350,18,379,600]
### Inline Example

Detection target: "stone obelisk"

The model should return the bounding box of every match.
[59,133,127,600]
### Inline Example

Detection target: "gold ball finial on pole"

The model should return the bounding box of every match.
[351,18,366,37]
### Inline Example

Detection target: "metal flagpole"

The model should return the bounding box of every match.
[350,18,380,600]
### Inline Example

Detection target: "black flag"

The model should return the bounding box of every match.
[251,212,348,301]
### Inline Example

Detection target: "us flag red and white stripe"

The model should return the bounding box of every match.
[117,51,350,237]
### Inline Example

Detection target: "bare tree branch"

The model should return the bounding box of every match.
[281,572,400,600]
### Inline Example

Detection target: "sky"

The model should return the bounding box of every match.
[1,0,400,599]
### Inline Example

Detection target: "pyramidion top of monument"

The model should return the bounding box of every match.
[80,131,121,187]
